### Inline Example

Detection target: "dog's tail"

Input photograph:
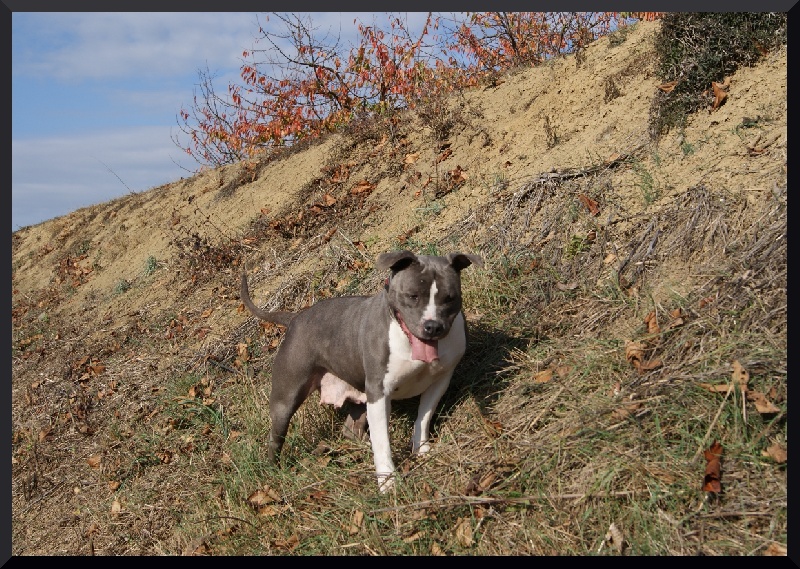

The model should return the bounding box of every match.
[240,272,296,327]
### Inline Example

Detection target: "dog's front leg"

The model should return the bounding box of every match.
[412,373,453,455]
[366,396,395,493]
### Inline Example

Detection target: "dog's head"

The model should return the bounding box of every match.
[377,250,483,361]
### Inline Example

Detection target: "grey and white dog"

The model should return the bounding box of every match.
[240,250,482,492]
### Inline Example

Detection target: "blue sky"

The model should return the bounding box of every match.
[11,12,391,230]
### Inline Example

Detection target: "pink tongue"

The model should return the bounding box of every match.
[397,313,440,362]
[410,335,439,363]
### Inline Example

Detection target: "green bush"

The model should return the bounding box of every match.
[649,12,787,137]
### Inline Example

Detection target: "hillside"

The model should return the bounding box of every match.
[12,21,787,555]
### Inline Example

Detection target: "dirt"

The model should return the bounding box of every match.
[11,21,787,555]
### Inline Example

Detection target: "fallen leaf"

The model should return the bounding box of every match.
[640,358,662,371]
[200,308,213,318]
[700,382,735,394]
[322,227,337,242]
[763,543,787,556]
[577,193,600,216]
[711,80,729,110]
[454,517,474,547]
[183,537,209,556]
[351,180,375,195]
[762,443,787,464]
[257,504,289,517]
[449,165,468,184]
[747,390,780,415]
[698,295,715,309]
[556,282,578,291]
[108,480,121,491]
[666,308,685,329]
[272,534,299,551]
[111,499,122,516]
[437,148,452,163]
[533,369,553,383]
[478,471,498,492]
[603,522,626,554]
[657,80,679,93]
[555,365,571,378]
[612,401,642,420]
[702,441,723,493]
[322,193,337,206]
[731,360,749,393]
[482,417,503,437]
[404,152,420,164]
[87,455,102,468]
[348,510,364,535]
[644,310,660,335]
[85,523,100,537]
[431,542,446,556]
[248,485,281,508]
[403,531,424,543]
[625,341,646,370]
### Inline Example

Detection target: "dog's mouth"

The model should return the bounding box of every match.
[395,311,439,363]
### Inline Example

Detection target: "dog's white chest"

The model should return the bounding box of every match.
[383,313,466,400]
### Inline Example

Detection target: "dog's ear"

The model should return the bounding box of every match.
[447,252,484,272]
[376,250,418,272]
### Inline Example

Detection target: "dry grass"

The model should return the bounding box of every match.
[12,20,786,556]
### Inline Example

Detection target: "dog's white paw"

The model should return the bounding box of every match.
[377,473,396,494]
[411,438,432,455]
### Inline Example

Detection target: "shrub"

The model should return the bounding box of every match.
[649,12,787,137]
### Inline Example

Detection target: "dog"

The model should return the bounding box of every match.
[240,250,482,492]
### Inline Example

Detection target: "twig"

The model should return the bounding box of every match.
[369,489,667,514]
[198,515,257,528]
[91,156,134,193]
[692,376,735,462]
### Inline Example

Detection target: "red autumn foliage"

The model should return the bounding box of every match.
[174,12,662,168]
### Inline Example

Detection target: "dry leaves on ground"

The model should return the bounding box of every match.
[702,441,723,493]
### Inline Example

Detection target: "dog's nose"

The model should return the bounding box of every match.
[422,320,444,338]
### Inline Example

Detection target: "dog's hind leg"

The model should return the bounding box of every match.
[267,362,324,462]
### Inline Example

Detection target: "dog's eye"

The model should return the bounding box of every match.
[444,294,455,303]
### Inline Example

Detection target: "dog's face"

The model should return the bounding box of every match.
[377,252,483,357]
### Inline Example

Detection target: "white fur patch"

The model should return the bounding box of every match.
[422,280,438,321]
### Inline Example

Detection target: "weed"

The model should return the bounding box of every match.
[113,279,131,295]
[608,22,635,48]
[144,255,159,276]
[416,90,465,141]
[415,200,445,219]
[75,239,91,255]
[564,234,592,258]
[603,76,622,103]
[542,114,560,148]
[632,159,659,205]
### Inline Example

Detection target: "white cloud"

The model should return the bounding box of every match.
[12,126,198,230]
[14,13,261,82]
